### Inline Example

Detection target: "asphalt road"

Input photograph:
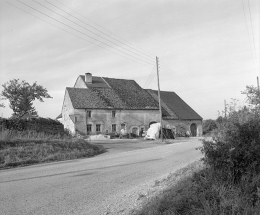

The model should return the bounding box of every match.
[0,138,203,215]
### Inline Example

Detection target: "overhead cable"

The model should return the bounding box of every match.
[32,0,155,64]
[2,0,154,68]
[12,0,154,66]
[46,0,155,60]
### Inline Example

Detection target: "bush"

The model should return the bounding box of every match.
[0,117,68,136]
[202,119,217,135]
[200,111,260,183]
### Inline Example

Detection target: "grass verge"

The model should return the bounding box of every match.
[134,161,260,215]
[0,136,105,169]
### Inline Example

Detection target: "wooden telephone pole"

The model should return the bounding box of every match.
[156,56,163,142]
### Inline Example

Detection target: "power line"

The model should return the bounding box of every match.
[45,0,155,60]
[2,0,154,68]
[12,0,154,66]
[159,63,203,93]
[241,0,259,74]
[158,63,220,103]
[33,0,155,64]
[143,65,156,88]
[247,0,259,71]
[55,0,155,59]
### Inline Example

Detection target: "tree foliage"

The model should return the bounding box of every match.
[241,85,260,107]
[202,119,217,135]
[200,85,260,184]
[1,79,52,117]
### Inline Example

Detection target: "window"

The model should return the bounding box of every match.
[112,124,116,132]
[96,124,101,132]
[87,110,91,118]
[112,111,116,118]
[121,123,126,129]
[87,124,92,134]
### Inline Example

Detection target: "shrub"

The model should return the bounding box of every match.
[0,117,68,136]
[202,119,217,135]
[200,111,260,183]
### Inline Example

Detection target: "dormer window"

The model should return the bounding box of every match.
[112,111,116,118]
[87,110,91,118]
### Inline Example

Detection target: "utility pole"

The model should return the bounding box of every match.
[156,56,163,142]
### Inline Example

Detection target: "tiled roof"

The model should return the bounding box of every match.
[67,75,202,120]
[80,75,110,88]
[66,88,107,109]
[146,89,178,119]
[147,90,202,120]
[103,77,159,109]
[67,77,159,110]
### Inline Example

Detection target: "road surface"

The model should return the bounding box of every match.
[0,138,203,215]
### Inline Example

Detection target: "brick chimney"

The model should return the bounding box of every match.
[85,73,92,84]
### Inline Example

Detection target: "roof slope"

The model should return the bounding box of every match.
[148,90,202,120]
[80,75,110,88]
[66,88,107,109]
[67,77,159,110]
[103,77,158,109]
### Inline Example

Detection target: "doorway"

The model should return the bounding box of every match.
[132,127,138,136]
[190,123,197,137]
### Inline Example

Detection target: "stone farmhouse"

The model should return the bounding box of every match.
[59,73,202,137]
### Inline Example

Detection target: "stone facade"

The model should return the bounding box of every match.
[75,109,160,135]
[61,73,203,137]
[162,119,202,137]
[74,76,87,88]
[62,88,160,135]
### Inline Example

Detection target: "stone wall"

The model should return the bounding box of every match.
[163,119,202,136]
[74,76,87,88]
[62,89,76,134]
[72,109,161,135]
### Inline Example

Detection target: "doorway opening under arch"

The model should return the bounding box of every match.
[131,127,138,136]
[190,123,197,137]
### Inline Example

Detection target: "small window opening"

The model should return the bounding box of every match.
[112,111,116,118]
[87,110,91,118]
[96,124,101,132]
[112,124,116,132]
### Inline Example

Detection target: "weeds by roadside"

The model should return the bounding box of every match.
[134,161,260,215]
[0,129,105,169]
[135,97,260,215]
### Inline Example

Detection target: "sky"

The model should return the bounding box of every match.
[0,0,259,120]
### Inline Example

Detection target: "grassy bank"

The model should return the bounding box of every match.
[134,161,260,215]
[0,130,105,169]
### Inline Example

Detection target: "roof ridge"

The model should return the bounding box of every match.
[101,77,112,88]
[103,77,135,81]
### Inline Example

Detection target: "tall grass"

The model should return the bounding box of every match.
[134,162,260,215]
[0,129,105,169]
[135,105,260,214]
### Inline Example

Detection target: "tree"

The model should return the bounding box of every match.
[202,119,217,135]
[241,85,260,107]
[1,79,52,117]
[0,97,4,108]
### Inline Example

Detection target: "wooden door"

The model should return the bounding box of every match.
[190,123,197,137]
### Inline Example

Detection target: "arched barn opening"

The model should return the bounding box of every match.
[190,123,197,137]
[121,123,126,130]
[131,127,138,136]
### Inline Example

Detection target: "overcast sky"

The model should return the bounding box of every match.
[0,0,259,119]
